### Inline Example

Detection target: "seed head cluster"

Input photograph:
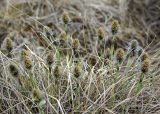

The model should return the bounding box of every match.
[9,64,19,77]
[21,49,29,60]
[131,40,138,51]
[72,38,80,49]
[116,48,125,63]
[5,38,13,52]
[32,88,41,102]
[141,52,149,61]
[18,75,27,87]
[24,56,32,70]
[111,20,119,35]
[47,52,54,65]
[97,26,105,40]
[59,31,67,41]
[140,52,150,73]
[141,59,150,73]
[74,64,81,78]
[20,49,32,70]
[62,11,69,25]
[54,65,62,78]
[1,9,155,114]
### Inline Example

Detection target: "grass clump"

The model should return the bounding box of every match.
[0,1,159,114]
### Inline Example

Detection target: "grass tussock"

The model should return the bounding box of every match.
[0,0,160,114]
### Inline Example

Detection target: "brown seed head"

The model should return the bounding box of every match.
[131,40,138,50]
[9,64,19,77]
[72,38,80,49]
[24,56,32,70]
[141,52,149,61]
[18,75,27,87]
[74,64,81,78]
[141,59,150,73]
[111,20,119,35]
[62,11,69,24]
[116,48,125,63]
[32,88,41,102]
[21,49,29,60]
[5,38,13,52]
[47,52,54,65]
[54,65,62,78]
[59,31,67,41]
[97,26,105,40]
